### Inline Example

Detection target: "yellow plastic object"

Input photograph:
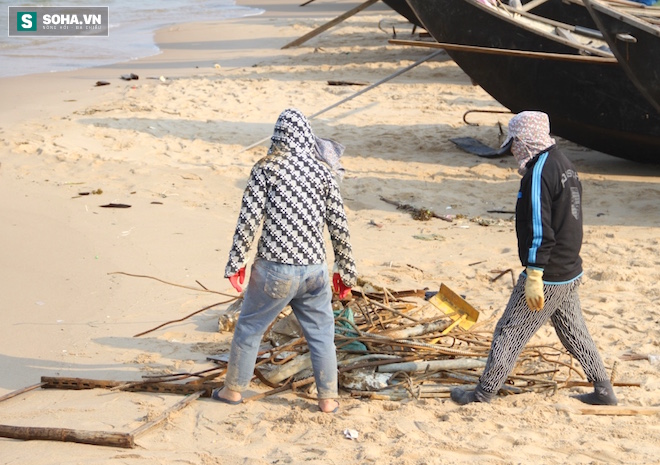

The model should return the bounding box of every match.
[428,283,480,331]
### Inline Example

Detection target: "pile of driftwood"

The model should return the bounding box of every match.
[101,274,631,401]
[209,283,613,402]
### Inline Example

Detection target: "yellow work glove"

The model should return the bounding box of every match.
[524,267,545,311]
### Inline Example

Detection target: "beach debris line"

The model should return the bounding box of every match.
[379,196,453,222]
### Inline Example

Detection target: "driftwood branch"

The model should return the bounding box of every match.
[133,300,236,337]
[108,271,236,297]
[0,424,134,448]
[0,382,46,403]
[131,391,204,439]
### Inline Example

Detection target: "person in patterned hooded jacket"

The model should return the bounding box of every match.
[451,111,618,407]
[212,108,357,413]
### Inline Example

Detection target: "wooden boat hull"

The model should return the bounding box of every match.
[525,0,597,28]
[406,0,660,163]
[584,0,660,114]
[382,0,423,28]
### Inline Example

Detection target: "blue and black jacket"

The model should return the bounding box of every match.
[515,146,583,283]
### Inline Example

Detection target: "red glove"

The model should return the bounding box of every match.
[229,267,246,293]
[332,272,351,299]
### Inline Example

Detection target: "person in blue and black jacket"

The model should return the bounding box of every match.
[451,111,618,406]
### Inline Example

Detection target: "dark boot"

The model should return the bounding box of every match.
[575,380,618,406]
[450,384,495,405]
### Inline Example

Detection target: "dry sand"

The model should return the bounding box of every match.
[1,1,659,464]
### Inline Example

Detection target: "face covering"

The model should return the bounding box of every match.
[501,111,556,174]
[314,136,346,181]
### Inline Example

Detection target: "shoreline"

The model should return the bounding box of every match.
[0,1,391,128]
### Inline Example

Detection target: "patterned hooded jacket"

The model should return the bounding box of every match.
[224,108,357,287]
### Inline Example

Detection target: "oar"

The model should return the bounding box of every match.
[239,49,446,153]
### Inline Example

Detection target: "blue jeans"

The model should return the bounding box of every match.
[224,258,338,399]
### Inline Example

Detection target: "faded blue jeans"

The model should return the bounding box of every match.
[224,258,338,399]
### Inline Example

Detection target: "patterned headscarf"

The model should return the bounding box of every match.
[269,108,316,158]
[269,108,346,180]
[501,111,556,174]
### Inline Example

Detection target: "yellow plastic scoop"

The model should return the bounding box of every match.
[428,283,480,335]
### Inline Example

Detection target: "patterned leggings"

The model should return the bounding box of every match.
[480,273,609,394]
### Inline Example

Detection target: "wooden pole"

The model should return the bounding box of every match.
[383,319,449,339]
[282,0,380,49]
[388,39,618,64]
[239,49,446,152]
[376,358,487,373]
[0,424,134,448]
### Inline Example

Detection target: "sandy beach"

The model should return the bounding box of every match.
[1,1,660,463]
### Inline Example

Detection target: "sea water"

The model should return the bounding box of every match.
[0,0,263,78]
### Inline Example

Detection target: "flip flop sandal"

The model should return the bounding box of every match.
[211,388,242,405]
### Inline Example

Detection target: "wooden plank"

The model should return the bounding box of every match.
[282,0,379,49]
[388,39,618,63]
[0,424,134,448]
[521,0,552,12]
[41,376,218,396]
[376,358,487,373]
